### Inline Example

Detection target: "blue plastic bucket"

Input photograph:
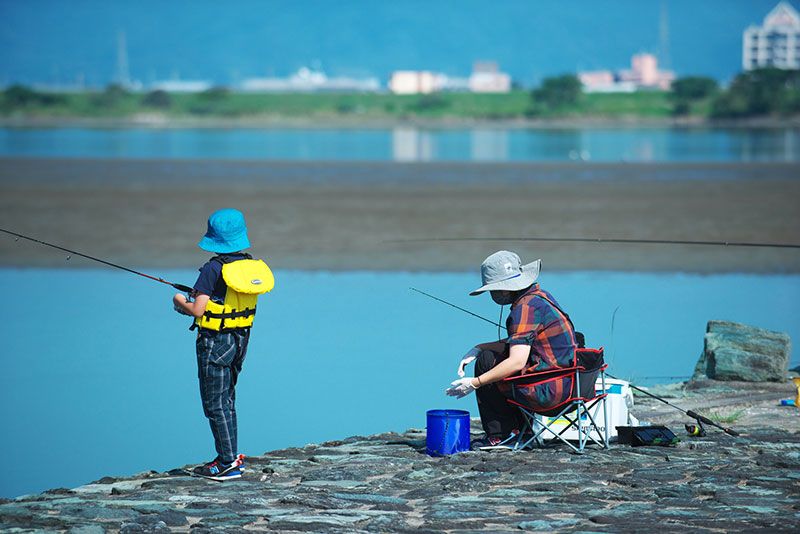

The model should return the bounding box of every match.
[426,409,471,456]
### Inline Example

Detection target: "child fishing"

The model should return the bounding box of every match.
[172,208,274,481]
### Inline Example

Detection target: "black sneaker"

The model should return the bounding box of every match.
[192,454,245,481]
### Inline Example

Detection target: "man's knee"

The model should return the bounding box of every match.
[475,349,502,375]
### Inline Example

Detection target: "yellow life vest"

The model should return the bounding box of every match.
[195,258,274,331]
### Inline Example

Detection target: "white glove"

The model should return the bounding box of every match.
[446,377,478,399]
[457,347,480,377]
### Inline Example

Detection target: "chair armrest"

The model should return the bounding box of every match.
[503,365,580,385]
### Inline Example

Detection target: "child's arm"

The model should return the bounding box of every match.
[173,292,210,318]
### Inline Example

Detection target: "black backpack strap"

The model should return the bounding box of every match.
[211,252,252,265]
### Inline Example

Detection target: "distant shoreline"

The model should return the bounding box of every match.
[2,114,800,130]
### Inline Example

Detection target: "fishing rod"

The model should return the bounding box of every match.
[0,227,193,293]
[410,287,740,437]
[410,287,501,329]
[391,236,800,250]
[622,381,739,437]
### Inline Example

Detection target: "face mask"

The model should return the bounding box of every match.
[491,290,515,305]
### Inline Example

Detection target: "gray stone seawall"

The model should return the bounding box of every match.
[1,380,799,533]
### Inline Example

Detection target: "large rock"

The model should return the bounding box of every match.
[693,320,791,382]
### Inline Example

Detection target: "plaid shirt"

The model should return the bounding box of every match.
[506,284,577,372]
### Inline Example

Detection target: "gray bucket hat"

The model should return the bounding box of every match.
[469,250,541,296]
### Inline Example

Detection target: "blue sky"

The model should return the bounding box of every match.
[0,0,796,87]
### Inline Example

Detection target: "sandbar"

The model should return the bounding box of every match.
[1,158,798,273]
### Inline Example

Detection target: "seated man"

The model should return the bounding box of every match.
[446,250,578,448]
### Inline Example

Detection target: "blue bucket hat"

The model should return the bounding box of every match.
[198,208,251,253]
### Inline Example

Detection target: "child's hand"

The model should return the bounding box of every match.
[172,293,191,316]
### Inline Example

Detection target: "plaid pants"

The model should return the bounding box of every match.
[196,328,250,464]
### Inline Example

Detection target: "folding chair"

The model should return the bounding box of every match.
[499,347,610,454]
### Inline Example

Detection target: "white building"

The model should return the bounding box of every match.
[743,1,800,71]
[389,62,509,94]
[389,71,442,94]
[240,67,379,92]
[150,80,213,93]
[579,53,672,92]
[468,61,511,93]
[578,70,636,93]
[618,53,675,90]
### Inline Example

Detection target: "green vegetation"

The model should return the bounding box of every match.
[0,84,141,118]
[0,86,673,121]
[549,91,673,118]
[710,68,800,118]
[669,76,719,116]
[530,74,583,114]
[142,89,171,109]
[1,68,798,123]
[706,409,744,424]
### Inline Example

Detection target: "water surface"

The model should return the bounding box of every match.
[1,268,798,498]
[2,127,799,162]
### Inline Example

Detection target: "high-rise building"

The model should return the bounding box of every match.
[743,1,800,71]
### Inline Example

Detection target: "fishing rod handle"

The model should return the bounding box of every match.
[686,410,712,424]
[173,283,194,293]
[686,410,739,436]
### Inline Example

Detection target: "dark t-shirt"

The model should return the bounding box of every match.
[193,253,249,303]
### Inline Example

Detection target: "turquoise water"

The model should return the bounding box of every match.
[2,127,799,162]
[1,268,798,498]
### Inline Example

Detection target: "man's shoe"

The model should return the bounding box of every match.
[470,435,504,451]
[192,454,245,481]
[471,431,522,451]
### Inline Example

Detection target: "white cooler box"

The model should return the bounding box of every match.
[536,377,638,441]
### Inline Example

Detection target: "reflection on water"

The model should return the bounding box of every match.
[740,128,800,162]
[392,128,434,161]
[2,127,799,161]
[392,129,511,162]
[1,268,798,497]
[470,129,509,161]
[630,138,655,162]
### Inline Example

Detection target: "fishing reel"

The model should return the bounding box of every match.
[684,419,706,437]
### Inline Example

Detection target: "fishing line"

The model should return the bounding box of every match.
[631,375,692,380]
[0,227,193,292]
[498,305,504,341]
[410,287,503,329]
[388,236,800,249]
[609,305,621,368]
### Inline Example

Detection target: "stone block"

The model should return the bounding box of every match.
[693,321,791,382]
